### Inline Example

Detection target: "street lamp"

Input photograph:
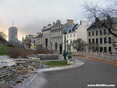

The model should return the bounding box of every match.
[63,31,72,60]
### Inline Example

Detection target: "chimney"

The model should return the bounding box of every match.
[80,20,88,26]
[67,19,74,25]
[48,24,51,26]
[56,20,61,24]
[53,22,55,25]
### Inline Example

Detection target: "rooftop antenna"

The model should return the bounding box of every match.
[12,22,14,27]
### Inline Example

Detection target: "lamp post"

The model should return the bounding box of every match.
[63,31,72,60]
[63,31,67,60]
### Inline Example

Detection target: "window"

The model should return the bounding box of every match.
[109,47,111,52]
[116,37,117,42]
[70,40,72,43]
[89,39,91,44]
[100,38,102,44]
[104,47,107,53]
[108,37,111,43]
[96,31,98,36]
[67,40,69,43]
[96,38,98,44]
[89,32,91,36]
[70,34,72,37]
[55,43,57,51]
[92,31,94,36]
[104,29,106,35]
[100,30,102,35]
[74,34,75,37]
[108,30,111,34]
[100,47,103,52]
[92,39,94,44]
[67,35,68,38]
[104,38,106,44]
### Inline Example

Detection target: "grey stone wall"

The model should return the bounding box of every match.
[15,58,40,70]
[0,58,40,87]
[73,52,117,62]
[0,65,17,85]
[29,54,59,60]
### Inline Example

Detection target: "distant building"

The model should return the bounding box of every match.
[30,38,36,50]
[87,21,117,53]
[24,34,36,49]
[8,26,17,42]
[35,32,43,48]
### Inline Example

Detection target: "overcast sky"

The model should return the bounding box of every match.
[0,0,110,40]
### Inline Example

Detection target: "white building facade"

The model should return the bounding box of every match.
[62,20,88,52]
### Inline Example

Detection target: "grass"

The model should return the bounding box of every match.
[0,45,12,55]
[42,61,70,67]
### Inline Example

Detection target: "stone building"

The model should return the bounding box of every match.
[24,34,36,49]
[87,21,117,53]
[35,32,43,48]
[51,20,63,53]
[30,38,36,50]
[42,24,51,50]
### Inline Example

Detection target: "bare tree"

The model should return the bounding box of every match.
[83,1,117,37]
[71,38,87,52]
[88,42,99,52]
[0,31,7,44]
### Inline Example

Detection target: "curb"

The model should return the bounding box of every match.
[38,60,84,72]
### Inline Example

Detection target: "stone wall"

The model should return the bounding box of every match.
[0,57,40,87]
[29,54,59,60]
[15,58,40,71]
[73,52,117,62]
[0,65,17,86]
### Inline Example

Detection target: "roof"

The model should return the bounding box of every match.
[87,17,117,31]
[87,22,104,30]
[42,25,51,31]
[63,24,79,34]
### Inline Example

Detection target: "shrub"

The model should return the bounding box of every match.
[33,47,53,54]
[7,47,33,58]
[7,48,20,58]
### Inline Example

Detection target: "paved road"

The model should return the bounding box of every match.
[25,57,117,88]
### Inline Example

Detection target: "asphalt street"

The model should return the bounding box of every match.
[25,57,117,88]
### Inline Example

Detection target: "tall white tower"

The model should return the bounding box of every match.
[8,23,17,42]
